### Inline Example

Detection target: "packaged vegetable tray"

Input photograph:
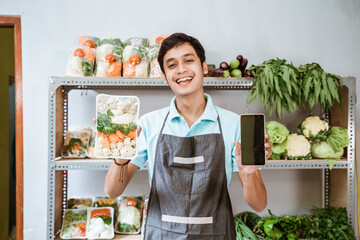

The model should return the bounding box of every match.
[124,37,148,47]
[62,131,91,158]
[67,197,93,209]
[122,45,149,77]
[66,46,95,77]
[115,196,144,234]
[86,207,114,239]
[60,209,87,239]
[149,44,162,78]
[95,94,139,158]
[95,43,123,77]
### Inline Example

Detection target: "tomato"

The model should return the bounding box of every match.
[127,198,138,207]
[129,55,140,65]
[74,48,85,57]
[84,39,96,48]
[155,36,165,44]
[105,53,116,63]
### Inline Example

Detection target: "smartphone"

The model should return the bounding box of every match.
[240,114,266,165]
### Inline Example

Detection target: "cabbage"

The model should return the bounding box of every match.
[327,127,349,152]
[311,141,344,159]
[269,138,289,159]
[265,121,289,144]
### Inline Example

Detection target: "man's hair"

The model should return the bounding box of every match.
[158,33,206,74]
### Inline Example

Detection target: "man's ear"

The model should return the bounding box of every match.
[202,61,208,75]
[161,72,168,84]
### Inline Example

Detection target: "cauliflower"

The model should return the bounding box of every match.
[286,133,311,159]
[298,116,329,141]
[111,113,134,125]
[120,145,136,157]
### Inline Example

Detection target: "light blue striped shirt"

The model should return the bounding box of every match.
[130,93,240,188]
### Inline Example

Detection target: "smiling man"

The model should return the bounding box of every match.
[105,33,272,239]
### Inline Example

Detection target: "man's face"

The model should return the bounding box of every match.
[162,43,208,98]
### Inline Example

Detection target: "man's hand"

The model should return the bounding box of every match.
[235,134,272,174]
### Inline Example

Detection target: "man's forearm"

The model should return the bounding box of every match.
[104,163,138,198]
[238,170,267,212]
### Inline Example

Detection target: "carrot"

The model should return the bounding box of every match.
[91,208,111,218]
[83,46,95,63]
[108,133,120,143]
[78,36,89,46]
[106,62,122,77]
[116,130,126,141]
[128,130,137,140]
[123,62,135,77]
[102,137,110,149]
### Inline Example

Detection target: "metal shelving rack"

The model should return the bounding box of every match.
[47,77,356,239]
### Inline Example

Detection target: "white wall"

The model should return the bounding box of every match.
[1,0,360,239]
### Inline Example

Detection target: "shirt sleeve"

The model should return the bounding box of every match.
[231,116,241,172]
[130,116,148,168]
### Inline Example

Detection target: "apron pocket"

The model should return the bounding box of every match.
[171,168,193,195]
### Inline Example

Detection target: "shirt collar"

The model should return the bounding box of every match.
[168,93,218,122]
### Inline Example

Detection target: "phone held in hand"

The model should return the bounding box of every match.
[240,114,266,166]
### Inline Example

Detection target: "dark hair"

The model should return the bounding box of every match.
[158,33,206,74]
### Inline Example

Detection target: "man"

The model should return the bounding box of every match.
[105,33,272,239]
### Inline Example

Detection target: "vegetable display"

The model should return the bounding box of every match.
[62,131,91,158]
[60,209,87,239]
[247,59,342,118]
[95,43,123,77]
[122,45,149,77]
[86,207,114,239]
[115,196,143,234]
[95,95,139,158]
[210,54,253,78]
[66,46,96,77]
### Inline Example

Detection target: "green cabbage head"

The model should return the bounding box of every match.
[265,121,289,144]
[311,141,344,159]
[327,127,349,152]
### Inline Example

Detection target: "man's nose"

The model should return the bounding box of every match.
[176,62,188,74]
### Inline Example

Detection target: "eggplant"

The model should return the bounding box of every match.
[219,61,229,70]
[239,58,248,74]
[210,68,224,77]
[236,55,243,63]
[244,69,251,77]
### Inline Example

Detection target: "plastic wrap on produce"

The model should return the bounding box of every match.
[86,207,114,239]
[115,196,144,234]
[124,37,148,47]
[60,209,87,239]
[95,44,123,77]
[100,38,123,47]
[95,94,139,158]
[78,36,100,48]
[148,34,169,46]
[62,131,91,158]
[123,45,149,77]
[66,46,95,77]
[149,44,162,78]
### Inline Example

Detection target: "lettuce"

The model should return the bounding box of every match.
[265,121,289,144]
[326,127,349,152]
[311,141,344,159]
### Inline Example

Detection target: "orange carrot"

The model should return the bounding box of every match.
[128,130,137,140]
[83,46,95,63]
[108,133,120,143]
[116,130,126,141]
[106,62,122,77]
[91,208,111,218]
[123,62,135,77]
[102,137,110,149]
[78,36,89,46]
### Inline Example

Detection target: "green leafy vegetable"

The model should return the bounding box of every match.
[265,121,289,144]
[81,61,93,76]
[311,141,344,159]
[98,215,112,225]
[327,127,349,152]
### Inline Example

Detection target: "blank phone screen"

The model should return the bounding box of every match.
[241,115,265,165]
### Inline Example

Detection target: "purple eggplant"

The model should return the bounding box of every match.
[236,55,243,63]
[239,58,248,74]
[210,68,224,77]
[244,69,251,77]
[219,61,230,70]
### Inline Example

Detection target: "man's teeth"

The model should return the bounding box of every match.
[177,77,192,83]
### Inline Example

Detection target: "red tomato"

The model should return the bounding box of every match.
[129,55,140,65]
[74,48,85,57]
[105,53,116,63]
[84,39,96,48]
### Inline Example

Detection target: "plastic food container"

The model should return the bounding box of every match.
[115,196,144,234]
[95,94,139,158]
[86,207,114,239]
[124,37,148,47]
[67,197,93,209]
[66,46,96,77]
[122,45,149,78]
[95,44,123,77]
[60,209,87,239]
[62,131,91,158]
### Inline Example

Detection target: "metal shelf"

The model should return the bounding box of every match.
[53,158,348,170]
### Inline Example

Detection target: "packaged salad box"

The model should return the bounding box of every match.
[60,209,87,239]
[67,197,93,209]
[122,45,149,78]
[95,94,139,158]
[115,196,144,234]
[86,207,114,239]
[95,43,123,77]
[62,131,91,158]
[66,46,96,77]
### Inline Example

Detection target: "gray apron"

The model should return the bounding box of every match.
[144,112,236,240]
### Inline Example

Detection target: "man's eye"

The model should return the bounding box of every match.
[185,59,194,63]
[168,64,176,68]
